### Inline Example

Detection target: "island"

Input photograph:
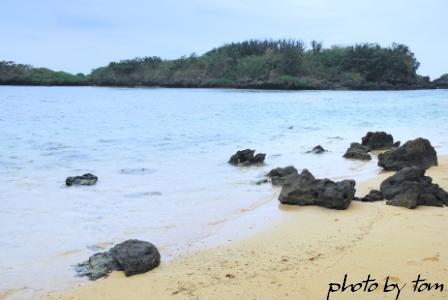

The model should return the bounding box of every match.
[1,39,447,90]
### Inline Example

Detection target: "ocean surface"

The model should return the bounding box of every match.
[1,86,448,298]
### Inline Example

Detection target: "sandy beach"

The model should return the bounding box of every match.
[42,156,448,300]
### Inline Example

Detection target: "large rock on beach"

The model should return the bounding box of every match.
[278,169,356,210]
[380,167,448,209]
[66,173,98,186]
[266,166,298,186]
[229,149,266,166]
[378,138,437,171]
[361,131,395,150]
[77,239,160,280]
[343,143,371,160]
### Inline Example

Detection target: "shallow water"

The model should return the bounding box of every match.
[0,86,447,298]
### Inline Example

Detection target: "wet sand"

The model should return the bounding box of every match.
[45,157,448,300]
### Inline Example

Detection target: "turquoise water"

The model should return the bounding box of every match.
[0,86,447,297]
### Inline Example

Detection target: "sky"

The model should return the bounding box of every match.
[1,0,447,79]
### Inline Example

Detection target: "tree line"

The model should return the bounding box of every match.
[1,39,445,89]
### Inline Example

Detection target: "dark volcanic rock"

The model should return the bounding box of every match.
[306,145,327,154]
[278,169,356,210]
[109,239,161,276]
[361,131,394,150]
[266,166,298,186]
[380,167,448,209]
[77,240,160,280]
[378,138,437,171]
[66,173,98,186]
[229,149,266,166]
[343,143,372,160]
[357,189,384,202]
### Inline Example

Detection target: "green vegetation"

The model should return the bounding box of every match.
[0,61,88,85]
[0,39,441,89]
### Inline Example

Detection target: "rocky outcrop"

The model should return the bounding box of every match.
[66,173,98,186]
[306,145,327,154]
[266,166,298,186]
[278,169,356,210]
[343,143,372,160]
[361,131,395,150]
[356,189,384,202]
[380,167,448,209]
[229,149,266,166]
[77,239,160,280]
[378,138,438,171]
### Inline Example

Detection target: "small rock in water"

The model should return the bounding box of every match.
[228,149,266,166]
[361,131,395,150]
[306,145,327,154]
[278,169,356,210]
[77,239,161,280]
[343,143,371,160]
[266,166,298,186]
[378,138,438,171]
[380,167,448,209]
[66,173,98,186]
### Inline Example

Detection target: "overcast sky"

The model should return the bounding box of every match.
[1,0,447,78]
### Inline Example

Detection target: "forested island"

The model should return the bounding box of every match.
[1,39,447,90]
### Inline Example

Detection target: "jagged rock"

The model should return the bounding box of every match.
[266,166,298,186]
[278,169,356,210]
[380,167,448,209]
[378,138,437,171]
[76,240,160,280]
[343,143,371,160]
[76,252,119,280]
[66,173,98,186]
[361,131,395,150]
[306,145,327,154]
[356,189,384,202]
[228,149,266,166]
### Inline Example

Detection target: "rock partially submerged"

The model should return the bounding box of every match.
[278,169,356,210]
[229,149,266,166]
[378,138,438,171]
[306,145,327,154]
[77,239,160,280]
[66,173,98,186]
[380,167,448,209]
[361,131,396,150]
[266,166,298,186]
[343,143,371,160]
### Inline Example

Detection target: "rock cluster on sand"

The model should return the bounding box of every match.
[343,143,372,160]
[306,145,327,154]
[380,167,448,209]
[229,149,266,166]
[77,239,160,280]
[344,131,398,161]
[66,173,98,186]
[278,169,356,210]
[266,166,298,186]
[361,131,398,150]
[378,138,438,171]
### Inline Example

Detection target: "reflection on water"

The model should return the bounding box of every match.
[0,87,447,298]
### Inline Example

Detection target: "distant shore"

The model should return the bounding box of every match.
[0,82,445,91]
[45,156,448,300]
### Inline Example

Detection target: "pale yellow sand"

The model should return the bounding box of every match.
[45,157,448,300]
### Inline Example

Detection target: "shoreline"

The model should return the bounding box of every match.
[1,83,447,91]
[43,156,448,300]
